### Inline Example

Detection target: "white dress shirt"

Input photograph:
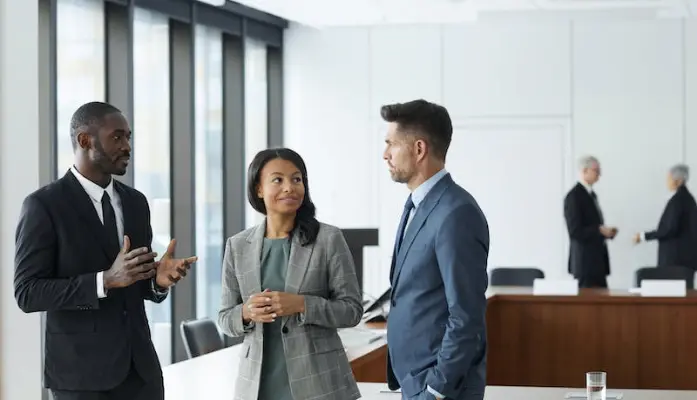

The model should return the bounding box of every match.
[579,179,605,220]
[70,166,125,299]
[403,168,449,235]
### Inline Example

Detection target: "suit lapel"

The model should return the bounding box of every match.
[662,186,684,219]
[676,185,688,200]
[283,230,314,327]
[114,181,136,247]
[284,232,314,294]
[580,184,604,224]
[244,224,265,295]
[62,171,115,261]
[391,175,452,289]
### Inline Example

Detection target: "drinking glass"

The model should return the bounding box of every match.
[586,371,607,400]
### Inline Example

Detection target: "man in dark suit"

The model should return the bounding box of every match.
[633,164,697,269]
[564,156,618,288]
[14,101,197,400]
[381,99,489,400]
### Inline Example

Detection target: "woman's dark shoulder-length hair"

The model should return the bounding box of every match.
[247,147,320,246]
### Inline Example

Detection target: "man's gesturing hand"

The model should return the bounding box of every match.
[155,239,198,289]
[103,235,158,290]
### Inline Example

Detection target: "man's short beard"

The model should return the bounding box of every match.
[91,139,119,175]
[391,170,411,184]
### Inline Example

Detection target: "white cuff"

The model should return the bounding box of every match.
[151,278,169,295]
[640,232,646,241]
[97,271,107,299]
[427,385,445,399]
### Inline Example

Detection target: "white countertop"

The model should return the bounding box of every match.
[163,345,696,400]
[356,383,697,400]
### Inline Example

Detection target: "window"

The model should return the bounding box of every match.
[56,0,105,176]
[132,7,172,366]
[244,38,268,228]
[194,25,224,321]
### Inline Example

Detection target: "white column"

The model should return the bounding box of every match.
[0,0,42,398]
[244,37,268,228]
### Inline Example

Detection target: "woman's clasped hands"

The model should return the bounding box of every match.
[242,288,305,324]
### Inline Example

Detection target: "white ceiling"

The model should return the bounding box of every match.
[230,0,697,28]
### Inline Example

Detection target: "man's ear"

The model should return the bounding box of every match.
[415,139,427,161]
[76,131,92,150]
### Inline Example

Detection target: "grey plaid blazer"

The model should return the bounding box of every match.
[218,221,364,400]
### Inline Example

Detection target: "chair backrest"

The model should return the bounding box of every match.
[490,267,545,287]
[635,266,695,290]
[225,335,244,348]
[179,318,225,359]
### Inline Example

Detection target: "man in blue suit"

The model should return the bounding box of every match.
[381,99,490,400]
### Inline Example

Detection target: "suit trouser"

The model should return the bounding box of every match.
[577,274,608,289]
[50,363,164,400]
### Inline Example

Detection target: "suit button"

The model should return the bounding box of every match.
[122,310,128,316]
[282,326,288,334]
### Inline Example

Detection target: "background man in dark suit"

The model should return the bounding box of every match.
[564,155,618,288]
[382,100,489,400]
[633,164,697,270]
[14,101,197,400]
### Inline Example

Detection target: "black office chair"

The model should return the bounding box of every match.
[180,318,225,359]
[224,335,244,348]
[634,266,695,290]
[489,267,545,287]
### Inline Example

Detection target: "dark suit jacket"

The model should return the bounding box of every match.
[564,182,610,279]
[645,185,697,269]
[14,171,166,391]
[386,174,489,400]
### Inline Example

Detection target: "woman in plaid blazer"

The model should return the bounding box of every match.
[219,148,363,400]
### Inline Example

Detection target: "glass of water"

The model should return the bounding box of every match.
[586,371,607,400]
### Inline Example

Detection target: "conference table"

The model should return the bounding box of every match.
[163,285,697,397]
[485,286,697,390]
[358,286,697,390]
[162,342,696,399]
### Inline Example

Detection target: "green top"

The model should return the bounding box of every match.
[257,237,294,400]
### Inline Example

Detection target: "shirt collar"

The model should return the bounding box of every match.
[579,180,593,193]
[70,165,115,203]
[411,168,449,208]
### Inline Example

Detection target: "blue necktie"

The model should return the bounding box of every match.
[390,195,414,281]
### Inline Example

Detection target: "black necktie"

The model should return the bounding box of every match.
[590,191,604,224]
[101,192,120,254]
[390,195,414,281]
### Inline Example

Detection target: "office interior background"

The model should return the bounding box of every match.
[1,0,697,398]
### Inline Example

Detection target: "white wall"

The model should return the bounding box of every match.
[284,17,697,296]
[0,0,43,398]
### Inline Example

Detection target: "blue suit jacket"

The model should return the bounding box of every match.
[386,173,489,400]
